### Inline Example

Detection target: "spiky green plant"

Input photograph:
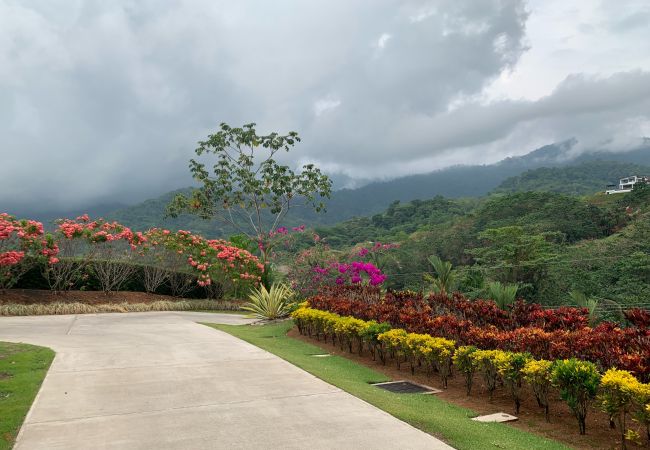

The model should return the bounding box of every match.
[426,255,457,295]
[570,290,600,326]
[487,281,518,309]
[242,283,294,320]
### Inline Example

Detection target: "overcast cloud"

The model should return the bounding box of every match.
[1,0,650,214]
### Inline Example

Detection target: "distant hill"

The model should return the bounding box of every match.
[106,140,650,236]
[493,160,650,196]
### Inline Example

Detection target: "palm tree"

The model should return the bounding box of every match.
[426,255,457,295]
[487,281,518,309]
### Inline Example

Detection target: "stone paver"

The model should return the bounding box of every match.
[0,311,452,449]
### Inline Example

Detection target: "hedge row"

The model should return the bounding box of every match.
[0,299,243,316]
[292,305,650,444]
[308,287,650,380]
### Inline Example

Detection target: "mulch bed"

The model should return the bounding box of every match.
[288,327,643,450]
[0,289,238,306]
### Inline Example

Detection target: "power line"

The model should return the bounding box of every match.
[376,253,646,276]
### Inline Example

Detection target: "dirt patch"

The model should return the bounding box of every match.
[0,372,12,380]
[0,289,243,306]
[288,327,641,450]
[0,344,21,360]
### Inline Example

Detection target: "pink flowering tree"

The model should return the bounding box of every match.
[45,214,100,292]
[0,213,59,292]
[84,219,146,294]
[142,229,264,298]
[166,122,331,285]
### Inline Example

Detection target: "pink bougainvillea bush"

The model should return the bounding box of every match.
[287,238,395,297]
[0,213,58,291]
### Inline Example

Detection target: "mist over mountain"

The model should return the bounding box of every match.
[97,140,650,237]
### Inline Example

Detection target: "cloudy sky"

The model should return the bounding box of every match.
[2,0,650,214]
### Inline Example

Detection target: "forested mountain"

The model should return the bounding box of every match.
[493,160,650,195]
[106,141,650,236]
[307,185,650,308]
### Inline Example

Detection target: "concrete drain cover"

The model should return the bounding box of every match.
[472,412,518,423]
[310,354,331,358]
[372,381,441,394]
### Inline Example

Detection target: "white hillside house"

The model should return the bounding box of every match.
[605,175,650,194]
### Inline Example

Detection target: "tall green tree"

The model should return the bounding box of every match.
[167,122,332,268]
[467,226,559,298]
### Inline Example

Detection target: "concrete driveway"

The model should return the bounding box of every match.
[0,312,452,449]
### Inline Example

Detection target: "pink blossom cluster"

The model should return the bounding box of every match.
[0,251,25,266]
[268,225,305,238]
[144,229,263,289]
[312,261,387,288]
[56,216,145,250]
[1,213,58,264]
[336,261,387,286]
[1,213,59,289]
[357,242,400,257]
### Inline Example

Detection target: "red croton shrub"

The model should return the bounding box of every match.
[625,308,650,328]
[307,286,650,380]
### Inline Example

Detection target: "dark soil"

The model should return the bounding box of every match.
[288,328,645,450]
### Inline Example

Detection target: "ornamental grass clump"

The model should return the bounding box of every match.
[242,283,294,320]
[495,351,532,414]
[453,345,479,395]
[522,359,554,421]
[552,358,601,435]
[0,300,241,316]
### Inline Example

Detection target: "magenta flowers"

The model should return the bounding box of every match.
[313,261,387,287]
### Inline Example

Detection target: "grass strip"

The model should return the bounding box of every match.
[207,321,569,450]
[0,300,242,316]
[0,342,54,450]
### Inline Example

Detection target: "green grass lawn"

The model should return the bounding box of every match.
[0,342,54,450]
[207,321,569,450]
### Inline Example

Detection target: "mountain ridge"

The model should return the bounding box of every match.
[104,141,650,236]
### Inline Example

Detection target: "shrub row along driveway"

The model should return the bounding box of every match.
[0,312,451,449]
